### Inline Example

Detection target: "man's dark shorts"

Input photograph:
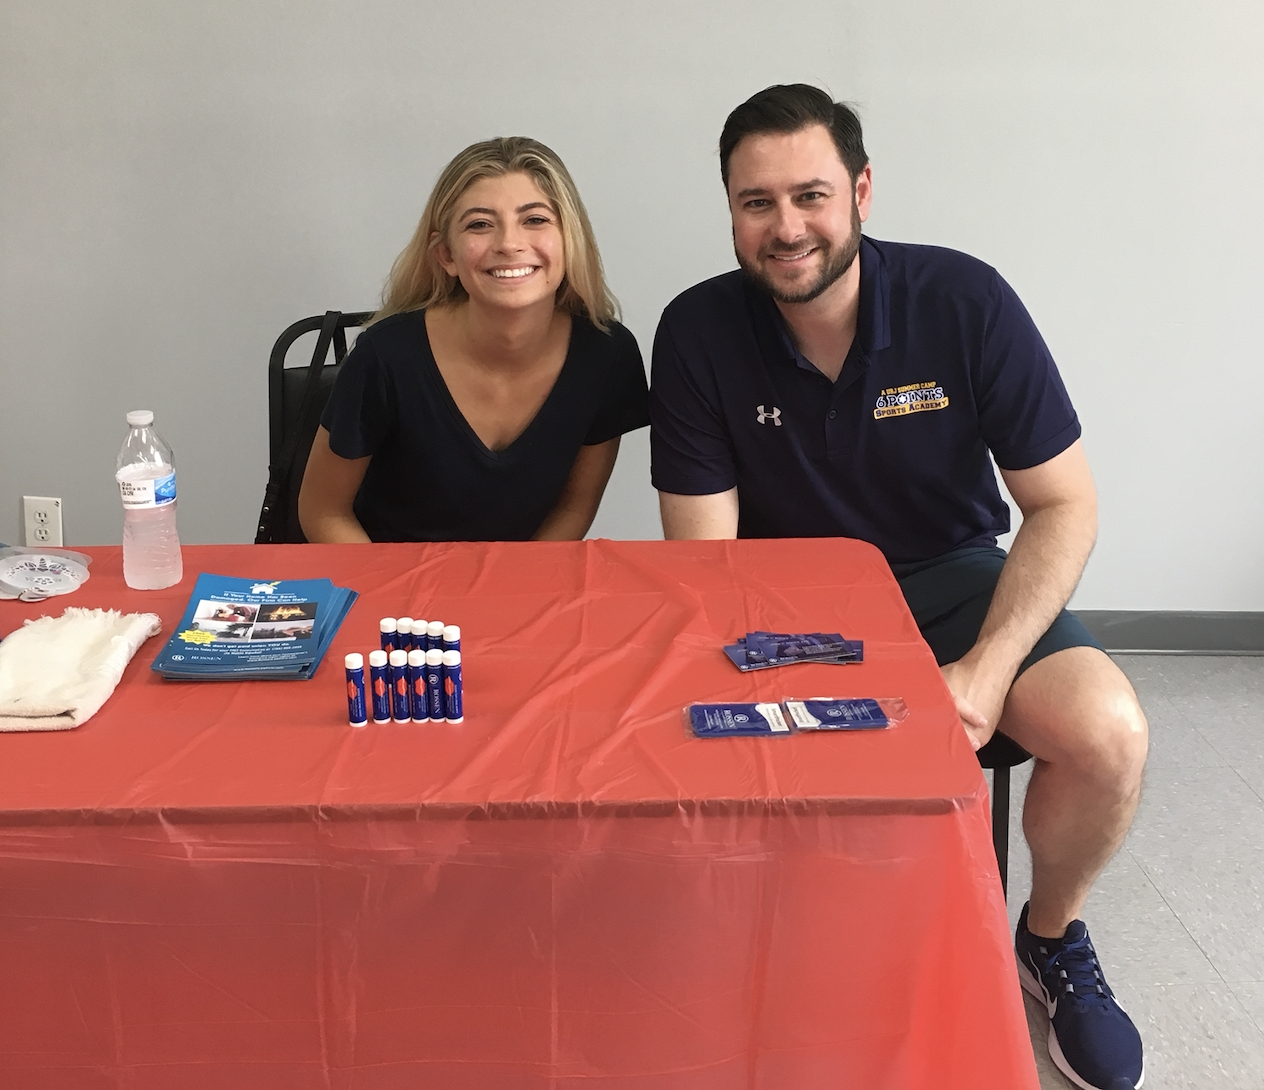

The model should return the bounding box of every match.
[891,546,1103,677]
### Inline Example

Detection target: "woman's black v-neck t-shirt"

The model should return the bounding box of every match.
[320,310,649,542]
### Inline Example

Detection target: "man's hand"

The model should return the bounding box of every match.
[940,656,1012,751]
[939,441,1098,750]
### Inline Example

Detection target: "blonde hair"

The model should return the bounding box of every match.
[374,137,618,330]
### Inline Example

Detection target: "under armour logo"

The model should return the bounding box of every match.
[756,405,782,426]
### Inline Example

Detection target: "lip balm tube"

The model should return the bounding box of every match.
[426,620,445,652]
[389,649,410,723]
[408,649,427,722]
[442,624,461,653]
[442,649,463,723]
[368,649,390,723]
[397,617,414,653]
[425,648,445,721]
[344,653,367,728]
[380,617,398,655]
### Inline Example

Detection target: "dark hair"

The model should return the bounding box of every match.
[719,84,868,189]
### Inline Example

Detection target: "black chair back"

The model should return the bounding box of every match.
[255,310,374,544]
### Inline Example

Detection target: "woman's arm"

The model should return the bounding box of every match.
[297,427,374,543]
[532,438,621,541]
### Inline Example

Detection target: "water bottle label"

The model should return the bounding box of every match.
[119,472,177,508]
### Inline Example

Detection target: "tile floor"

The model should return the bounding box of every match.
[994,655,1264,1089]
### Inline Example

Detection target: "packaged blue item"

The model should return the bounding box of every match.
[784,698,891,730]
[724,634,863,671]
[688,702,792,738]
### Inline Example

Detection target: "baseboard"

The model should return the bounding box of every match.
[1076,611,1264,655]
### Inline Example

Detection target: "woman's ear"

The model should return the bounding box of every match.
[431,231,457,277]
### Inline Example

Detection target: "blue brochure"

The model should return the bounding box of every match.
[784,698,890,730]
[724,631,863,671]
[151,573,357,680]
[688,702,793,737]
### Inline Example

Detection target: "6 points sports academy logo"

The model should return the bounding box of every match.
[874,381,948,419]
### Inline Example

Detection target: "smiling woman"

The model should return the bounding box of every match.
[298,138,649,543]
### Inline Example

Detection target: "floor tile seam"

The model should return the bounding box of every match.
[1133,683,1236,767]
[1122,845,1228,988]
[1229,764,1264,805]
[1161,683,1244,765]
[1226,981,1264,1039]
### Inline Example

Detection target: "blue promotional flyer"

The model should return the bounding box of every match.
[151,573,357,680]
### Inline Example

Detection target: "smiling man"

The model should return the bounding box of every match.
[650,84,1147,1090]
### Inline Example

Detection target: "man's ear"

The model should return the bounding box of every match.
[854,164,874,223]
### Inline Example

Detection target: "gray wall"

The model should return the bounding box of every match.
[2,0,1261,609]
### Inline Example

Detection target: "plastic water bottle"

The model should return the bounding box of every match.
[116,409,183,589]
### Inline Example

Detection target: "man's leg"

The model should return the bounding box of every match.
[997,645,1148,938]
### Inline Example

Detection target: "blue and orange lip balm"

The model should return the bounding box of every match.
[380,617,398,655]
[344,653,367,728]
[369,649,390,723]
[408,649,427,722]
[442,649,463,723]
[389,649,410,723]
[424,648,445,721]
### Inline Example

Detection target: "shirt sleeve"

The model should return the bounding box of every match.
[582,322,651,445]
[649,313,738,495]
[975,271,1082,471]
[319,333,394,460]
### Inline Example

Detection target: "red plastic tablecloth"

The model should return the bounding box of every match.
[0,539,1037,1089]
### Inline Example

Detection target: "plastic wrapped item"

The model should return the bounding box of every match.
[686,701,792,737]
[784,697,910,730]
[0,547,92,601]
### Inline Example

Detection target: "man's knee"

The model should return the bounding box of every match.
[1087,683,1148,791]
[1004,647,1149,788]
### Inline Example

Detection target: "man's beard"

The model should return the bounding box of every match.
[737,202,862,305]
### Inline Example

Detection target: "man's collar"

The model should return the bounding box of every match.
[744,236,891,370]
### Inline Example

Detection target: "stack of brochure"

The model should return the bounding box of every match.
[151,573,357,680]
[724,630,863,672]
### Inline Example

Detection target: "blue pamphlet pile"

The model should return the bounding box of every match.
[151,573,357,680]
[724,630,863,672]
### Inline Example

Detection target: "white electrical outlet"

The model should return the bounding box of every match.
[23,496,63,547]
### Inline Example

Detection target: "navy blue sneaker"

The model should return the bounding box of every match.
[1015,903,1144,1090]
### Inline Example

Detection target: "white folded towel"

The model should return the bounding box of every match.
[0,607,162,732]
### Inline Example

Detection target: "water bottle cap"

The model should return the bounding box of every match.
[426,620,445,637]
[442,625,461,642]
[368,650,387,666]
[442,650,461,667]
[388,650,408,667]
[344,653,364,670]
[407,649,425,666]
[126,410,154,427]
[425,649,444,665]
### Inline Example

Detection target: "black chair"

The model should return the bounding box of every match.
[976,732,1033,897]
[255,310,374,544]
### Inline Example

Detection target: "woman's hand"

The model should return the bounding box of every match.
[532,438,621,541]
[297,427,373,543]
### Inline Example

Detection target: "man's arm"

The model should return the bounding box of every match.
[533,439,621,541]
[659,489,739,539]
[941,439,1098,749]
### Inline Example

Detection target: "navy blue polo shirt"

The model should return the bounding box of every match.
[649,236,1081,564]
